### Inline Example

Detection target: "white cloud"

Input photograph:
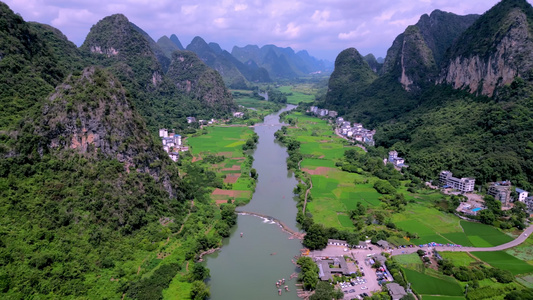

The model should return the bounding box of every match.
[3,0,532,61]
[234,4,248,11]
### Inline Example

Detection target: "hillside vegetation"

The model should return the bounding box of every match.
[321,0,533,190]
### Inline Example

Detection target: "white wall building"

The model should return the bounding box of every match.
[439,171,475,193]
[516,188,529,202]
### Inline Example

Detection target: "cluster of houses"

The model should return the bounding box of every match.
[307,106,376,145]
[309,106,338,118]
[158,129,188,162]
[439,171,533,216]
[336,117,376,146]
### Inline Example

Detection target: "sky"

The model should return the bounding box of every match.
[4,0,532,61]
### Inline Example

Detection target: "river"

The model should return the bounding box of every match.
[204,105,303,299]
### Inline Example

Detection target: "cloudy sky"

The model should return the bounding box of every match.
[4,0,530,61]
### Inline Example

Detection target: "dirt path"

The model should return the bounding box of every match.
[302,180,312,215]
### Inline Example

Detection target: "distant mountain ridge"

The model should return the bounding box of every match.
[231,43,333,79]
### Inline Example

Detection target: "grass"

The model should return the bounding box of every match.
[403,268,464,297]
[506,234,533,263]
[460,221,513,247]
[188,126,251,156]
[278,85,315,104]
[394,253,424,270]
[439,252,480,267]
[516,274,533,288]
[471,251,533,275]
[337,214,353,228]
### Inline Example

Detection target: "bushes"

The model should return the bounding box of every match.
[126,263,181,300]
[374,180,396,194]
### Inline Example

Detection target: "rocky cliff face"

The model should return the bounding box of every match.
[439,0,533,96]
[39,66,174,195]
[382,10,478,91]
[166,50,235,114]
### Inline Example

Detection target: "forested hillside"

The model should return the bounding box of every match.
[0,2,238,298]
[80,14,235,131]
[322,0,533,190]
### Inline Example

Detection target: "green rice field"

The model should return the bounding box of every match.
[278,85,315,104]
[403,268,464,297]
[421,296,465,300]
[391,205,513,246]
[186,126,256,204]
[460,221,513,247]
[471,251,533,275]
[188,126,251,156]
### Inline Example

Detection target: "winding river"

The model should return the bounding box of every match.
[204,105,302,299]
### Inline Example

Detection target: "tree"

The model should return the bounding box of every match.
[400,294,416,300]
[417,249,426,256]
[310,281,343,300]
[220,204,237,226]
[374,180,396,194]
[492,268,513,283]
[189,264,210,282]
[250,168,258,180]
[479,209,495,225]
[303,224,328,250]
[190,281,210,300]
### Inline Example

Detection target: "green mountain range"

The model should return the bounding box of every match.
[322,0,533,190]
[0,2,235,298]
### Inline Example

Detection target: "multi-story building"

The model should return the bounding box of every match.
[487,181,512,204]
[439,171,475,193]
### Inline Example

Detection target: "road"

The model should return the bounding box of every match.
[312,226,533,259]
[309,226,533,295]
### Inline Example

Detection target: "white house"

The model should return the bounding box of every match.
[169,152,179,162]
[516,188,529,202]
[159,128,168,138]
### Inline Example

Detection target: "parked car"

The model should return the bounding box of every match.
[361,286,368,290]
[350,281,356,286]
[349,289,355,293]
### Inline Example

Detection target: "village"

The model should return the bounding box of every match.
[159,112,246,162]
[308,106,376,146]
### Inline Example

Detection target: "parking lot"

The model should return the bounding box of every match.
[310,246,390,299]
[338,277,371,300]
